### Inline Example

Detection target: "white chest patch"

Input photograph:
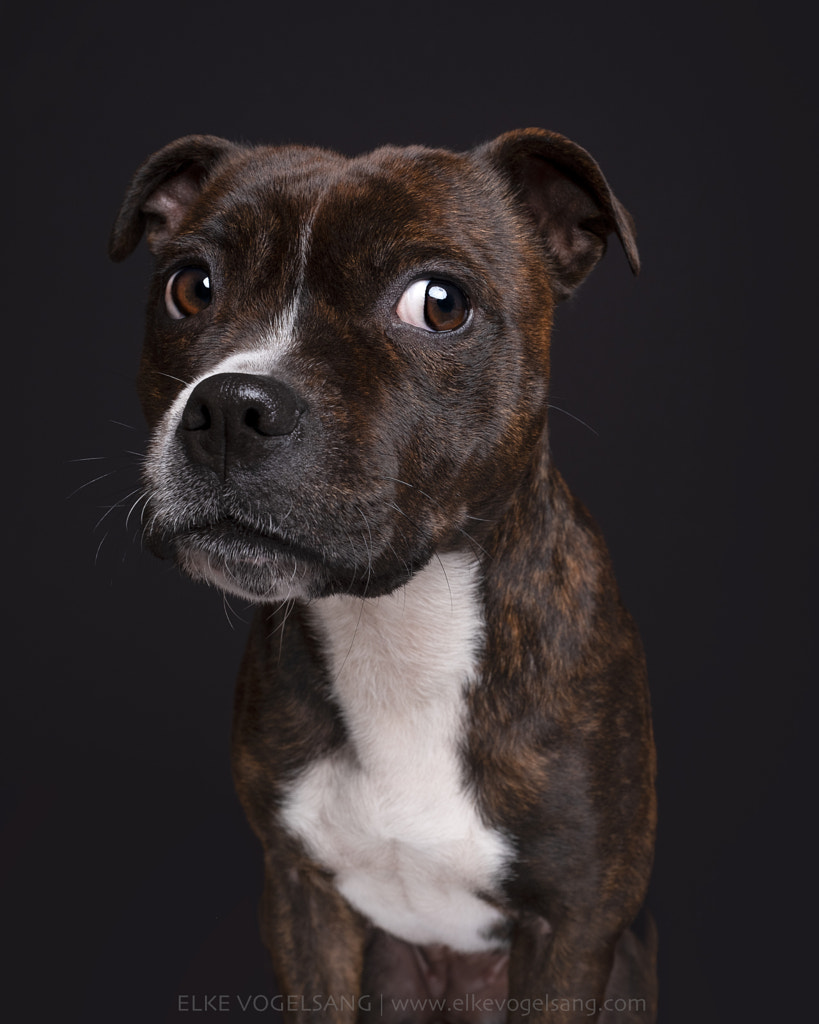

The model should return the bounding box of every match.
[281,553,512,952]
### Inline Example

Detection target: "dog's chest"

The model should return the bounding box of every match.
[281,554,511,952]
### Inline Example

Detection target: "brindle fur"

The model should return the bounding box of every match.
[111,129,657,1023]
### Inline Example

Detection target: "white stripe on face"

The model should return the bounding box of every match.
[146,220,314,491]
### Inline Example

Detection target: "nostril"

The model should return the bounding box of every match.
[181,397,212,430]
[244,406,261,432]
[181,400,212,432]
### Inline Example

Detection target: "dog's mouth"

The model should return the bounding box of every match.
[153,515,326,602]
[179,517,321,566]
[147,507,435,604]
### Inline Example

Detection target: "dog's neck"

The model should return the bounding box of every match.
[306,550,484,720]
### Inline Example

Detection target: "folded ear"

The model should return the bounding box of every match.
[109,135,240,261]
[476,128,639,301]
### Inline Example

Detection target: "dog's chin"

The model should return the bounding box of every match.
[179,542,315,603]
[149,525,320,604]
[146,519,437,604]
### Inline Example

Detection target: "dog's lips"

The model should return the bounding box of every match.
[153,515,327,602]
[173,516,320,567]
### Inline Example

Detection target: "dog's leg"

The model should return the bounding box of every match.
[599,915,658,1023]
[507,916,623,1024]
[259,845,369,1023]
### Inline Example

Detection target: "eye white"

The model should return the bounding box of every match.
[395,279,433,330]
[164,270,185,319]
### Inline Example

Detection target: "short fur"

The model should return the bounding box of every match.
[111,129,657,1023]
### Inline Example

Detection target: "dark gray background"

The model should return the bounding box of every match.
[4,2,815,1021]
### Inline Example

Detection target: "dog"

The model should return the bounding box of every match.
[110,128,657,1023]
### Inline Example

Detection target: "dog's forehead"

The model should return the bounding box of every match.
[205,143,502,252]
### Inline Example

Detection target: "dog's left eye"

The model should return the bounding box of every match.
[165,267,212,319]
[396,279,470,332]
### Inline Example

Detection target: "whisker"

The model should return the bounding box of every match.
[93,487,143,531]
[66,471,117,500]
[383,473,492,528]
[354,504,375,594]
[156,370,194,388]
[276,598,298,662]
[221,592,243,631]
[547,404,599,436]
[385,500,411,522]
[125,491,150,531]
[384,488,490,562]
[94,532,109,567]
[382,538,413,585]
[331,592,369,690]
[434,551,454,614]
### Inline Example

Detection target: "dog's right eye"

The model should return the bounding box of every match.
[165,268,212,319]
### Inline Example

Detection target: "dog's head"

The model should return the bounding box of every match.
[110,129,638,603]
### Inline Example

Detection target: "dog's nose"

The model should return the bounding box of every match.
[179,372,305,479]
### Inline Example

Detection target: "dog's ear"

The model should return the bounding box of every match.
[477,128,639,301]
[109,135,239,261]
